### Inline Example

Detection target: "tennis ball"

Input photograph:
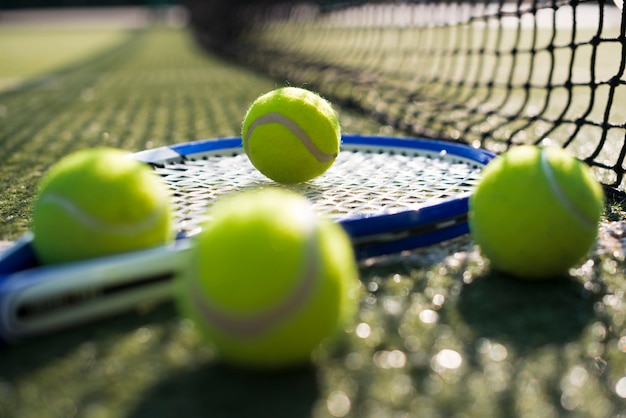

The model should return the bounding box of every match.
[469,145,604,279]
[176,188,359,369]
[32,147,173,265]
[241,87,341,184]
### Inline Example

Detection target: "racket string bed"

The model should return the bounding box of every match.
[152,145,484,237]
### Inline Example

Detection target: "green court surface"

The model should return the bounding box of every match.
[1,22,626,418]
[0,27,128,93]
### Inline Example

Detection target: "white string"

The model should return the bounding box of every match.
[154,146,484,236]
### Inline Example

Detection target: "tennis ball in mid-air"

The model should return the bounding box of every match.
[242,87,341,184]
[469,145,604,279]
[176,188,359,369]
[32,147,173,265]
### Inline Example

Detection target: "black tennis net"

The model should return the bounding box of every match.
[185,0,626,195]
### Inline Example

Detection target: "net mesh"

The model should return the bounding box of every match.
[184,0,626,194]
[152,144,484,237]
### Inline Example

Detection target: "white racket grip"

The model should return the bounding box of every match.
[0,239,191,344]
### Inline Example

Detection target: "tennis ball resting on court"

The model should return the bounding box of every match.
[242,87,341,184]
[176,188,359,369]
[32,147,173,265]
[469,145,604,279]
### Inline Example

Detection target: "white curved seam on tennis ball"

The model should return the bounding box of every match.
[190,220,321,338]
[39,193,167,235]
[540,149,596,230]
[244,112,337,163]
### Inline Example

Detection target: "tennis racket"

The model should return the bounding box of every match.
[0,134,494,343]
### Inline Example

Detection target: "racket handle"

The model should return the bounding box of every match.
[0,239,191,345]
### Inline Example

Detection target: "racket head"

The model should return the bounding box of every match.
[134,134,494,258]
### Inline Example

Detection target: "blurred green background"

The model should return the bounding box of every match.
[1,4,626,418]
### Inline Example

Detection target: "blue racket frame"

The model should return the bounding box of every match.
[0,135,494,343]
